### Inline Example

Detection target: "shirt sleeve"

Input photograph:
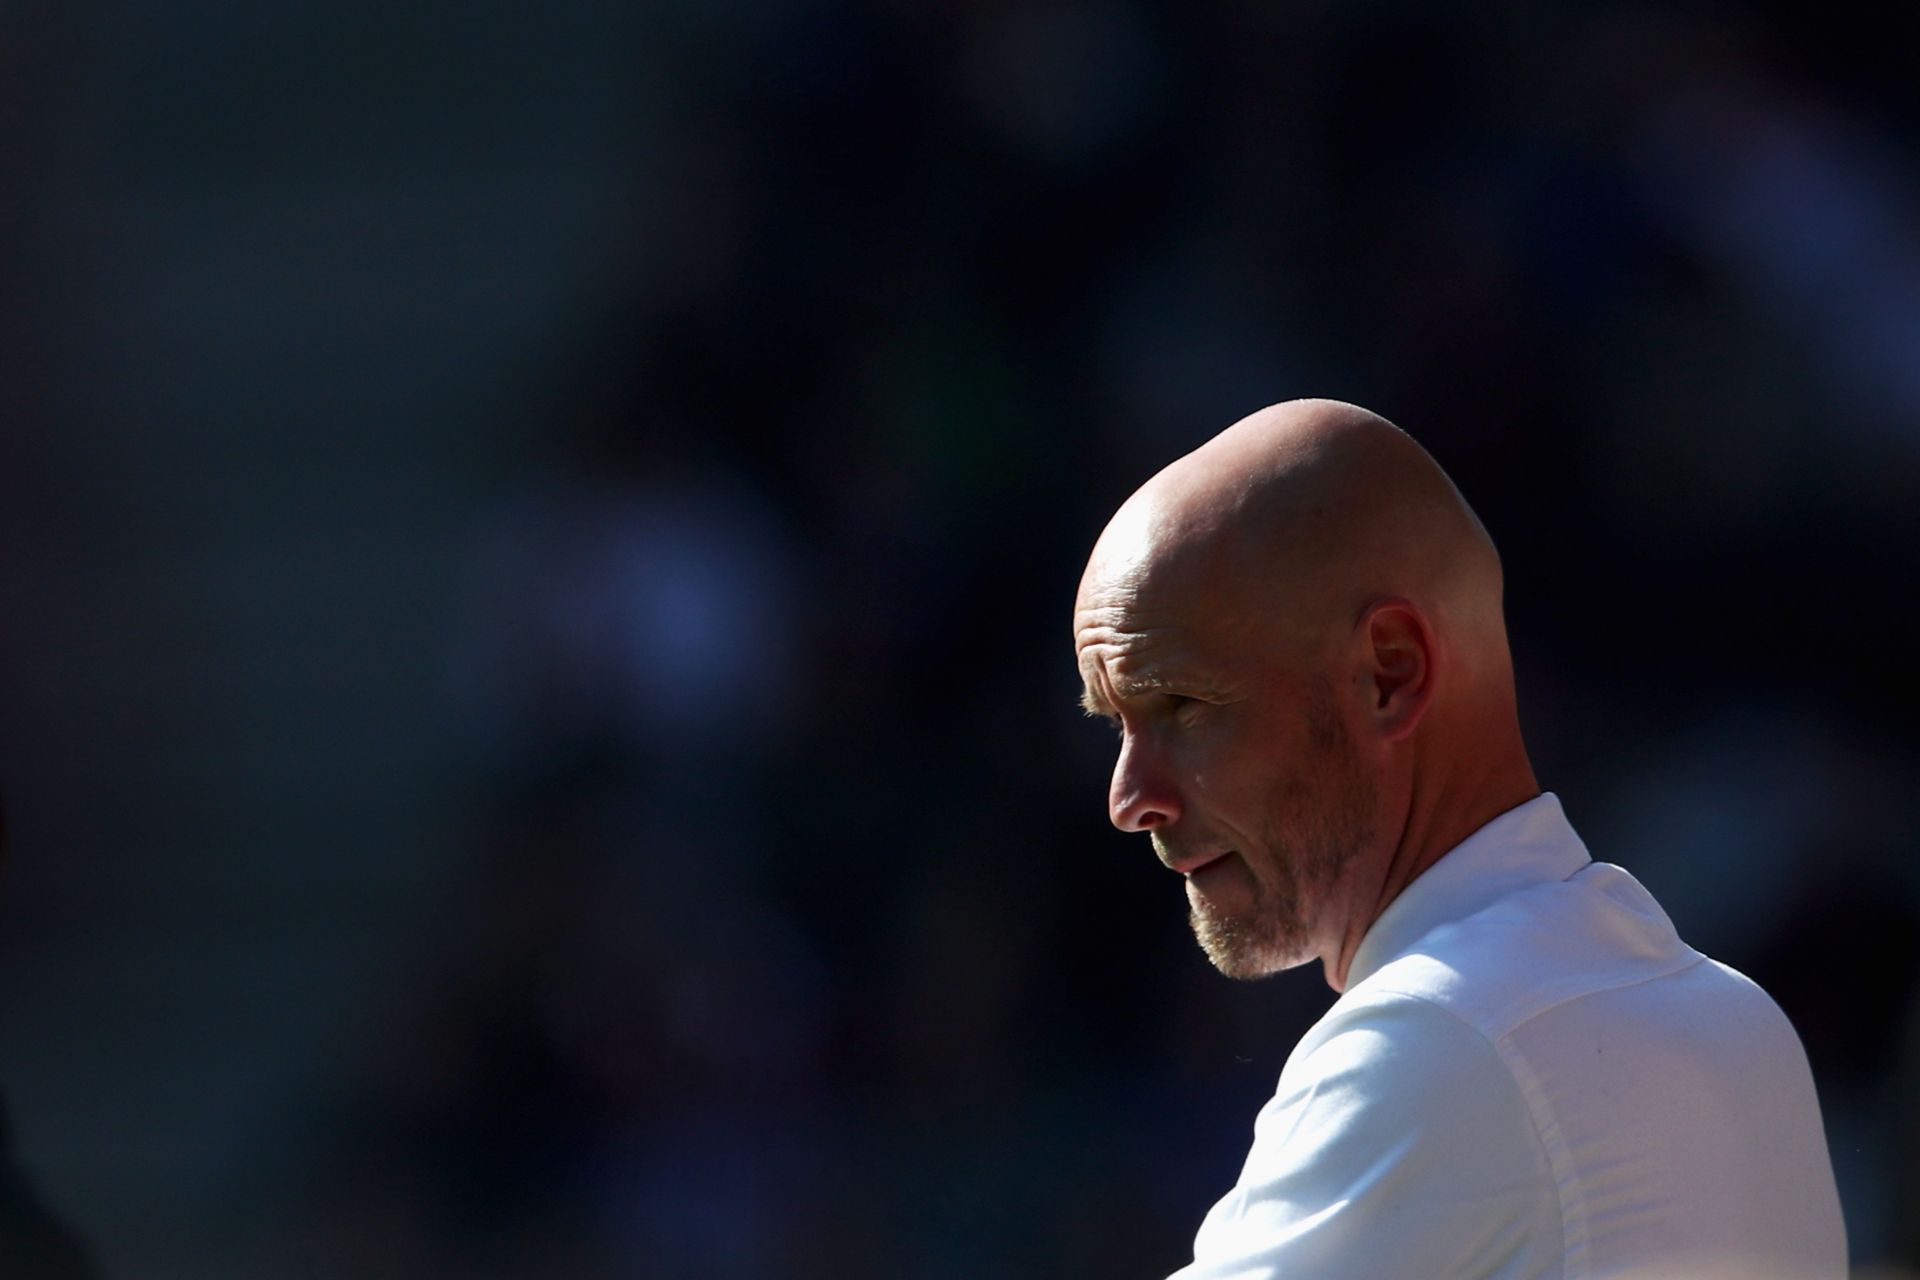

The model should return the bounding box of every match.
[1169,994,1563,1280]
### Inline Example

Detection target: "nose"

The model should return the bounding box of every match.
[1109,732,1182,832]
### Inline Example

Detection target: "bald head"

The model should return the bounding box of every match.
[1081,399,1506,685]
[1074,399,1538,989]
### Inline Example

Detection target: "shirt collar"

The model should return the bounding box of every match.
[1345,792,1593,990]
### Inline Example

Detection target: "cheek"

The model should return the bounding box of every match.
[1184,721,1288,812]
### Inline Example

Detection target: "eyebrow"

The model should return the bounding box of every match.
[1079,686,1118,720]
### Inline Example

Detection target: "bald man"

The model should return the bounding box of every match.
[1074,401,1846,1279]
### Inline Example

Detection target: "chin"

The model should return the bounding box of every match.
[1190,907,1314,980]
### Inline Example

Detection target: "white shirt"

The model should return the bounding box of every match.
[1170,793,1847,1280]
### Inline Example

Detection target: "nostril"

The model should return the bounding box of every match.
[1111,789,1177,834]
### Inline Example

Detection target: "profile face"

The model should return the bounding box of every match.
[1074,553,1376,980]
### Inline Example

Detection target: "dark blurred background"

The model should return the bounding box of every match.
[1,1,1917,1276]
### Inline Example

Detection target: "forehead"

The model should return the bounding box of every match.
[1073,536,1259,681]
[1077,481,1235,609]
[1073,471,1308,686]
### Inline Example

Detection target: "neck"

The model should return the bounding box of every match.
[1323,736,1539,992]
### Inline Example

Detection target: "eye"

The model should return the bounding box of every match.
[1164,693,1206,722]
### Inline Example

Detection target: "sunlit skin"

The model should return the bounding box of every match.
[1073,400,1540,992]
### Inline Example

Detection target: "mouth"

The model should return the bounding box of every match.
[1166,849,1233,877]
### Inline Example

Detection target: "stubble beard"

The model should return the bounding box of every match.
[1188,691,1377,980]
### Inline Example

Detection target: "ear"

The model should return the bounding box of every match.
[1358,598,1435,742]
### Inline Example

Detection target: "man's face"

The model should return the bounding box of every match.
[1074,558,1379,980]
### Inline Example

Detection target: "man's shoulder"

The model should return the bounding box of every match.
[1199,991,1567,1280]
[1340,860,1722,1044]
[1281,984,1531,1137]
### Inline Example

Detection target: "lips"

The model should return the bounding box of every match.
[1167,849,1233,876]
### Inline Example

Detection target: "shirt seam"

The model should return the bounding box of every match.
[1365,948,1708,1042]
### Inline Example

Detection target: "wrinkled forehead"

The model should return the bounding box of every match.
[1075,492,1274,649]
[1073,464,1369,685]
[1080,500,1203,614]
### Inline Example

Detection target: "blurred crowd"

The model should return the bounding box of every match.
[4,1,1920,1276]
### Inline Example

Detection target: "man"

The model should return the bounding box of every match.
[1073,400,1846,1278]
